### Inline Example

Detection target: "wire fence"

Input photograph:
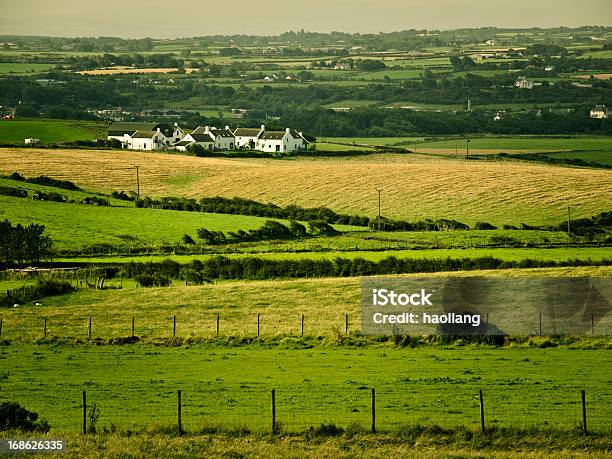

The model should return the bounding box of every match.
[0,311,607,341]
[16,386,609,435]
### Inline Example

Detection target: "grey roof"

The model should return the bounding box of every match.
[234,128,261,137]
[191,133,214,143]
[260,131,287,140]
[131,130,157,139]
[210,128,235,138]
[108,122,174,137]
[290,129,308,141]
[175,140,194,146]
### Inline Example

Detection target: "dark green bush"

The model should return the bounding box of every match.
[0,402,50,432]
[474,222,498,230]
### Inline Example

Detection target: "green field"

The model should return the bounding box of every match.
[548,150,612,166]
[0,119,107,145]
[0,194,358,252]
[0,63,56,74]
[414,136,612,152]
[52,246,612,265]
[319,137,425,146]
[0,344,609,433]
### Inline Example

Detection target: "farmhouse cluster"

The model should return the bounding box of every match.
[107,122,309,153]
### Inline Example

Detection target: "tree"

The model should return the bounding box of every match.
[356,60,386,71]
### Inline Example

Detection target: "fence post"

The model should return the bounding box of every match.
[371,388,376,433]
[257,313,260,337]
[539,313,542,335]
[479,389,486,434]
[131,316,135,337]
[43,317,47,339]
[173,315,176,338]
[301,314,304,337]
[591,315,594,336]
[82,391,87,435]
[0,317,3,339]
[345,314,349,335]
[177,389,183,434]
[271,389,276,434]
[88,317,92,340]
[216,314,220,337]
[581,389,587,435]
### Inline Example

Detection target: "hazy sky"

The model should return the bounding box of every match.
[1,0,611,38]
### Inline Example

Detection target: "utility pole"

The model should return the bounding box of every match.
[376,188,383,231]
[135,166,140,198]
[567,205,571,234]
[466,137,471,158]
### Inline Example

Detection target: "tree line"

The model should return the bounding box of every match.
[117,255,612,282]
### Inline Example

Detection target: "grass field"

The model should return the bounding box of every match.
[2,266,611,340]
[1,148,610,226]
[414,136,612,153]
[50,246,612,265]
[8,431,608,459]
[547,150,612,166]
[0,194,354,252]
[0,120,107,145]
[0,343,609,434]
[0,63,56,74]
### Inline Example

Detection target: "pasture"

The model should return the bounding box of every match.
[0,120,107,145]
[1,148,610,226]
[0,63,56,74]
[2,266,611,340]
[0,343,609,433]
[414,136,612,153]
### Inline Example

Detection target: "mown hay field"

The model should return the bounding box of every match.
[1,148,610,226]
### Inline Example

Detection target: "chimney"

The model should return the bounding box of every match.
[261,124,265,131]
[285,127,290,134]
[204,126,210,134]
[225,125,230,131]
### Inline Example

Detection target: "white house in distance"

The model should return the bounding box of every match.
[234,126,263,149]
[514,76,535,90]
[174,126,215,151]
[255,127,308,153]
[590,105,608,119]
[107,122,184,150]
[209,126,236,150]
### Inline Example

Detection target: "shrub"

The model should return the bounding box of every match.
[182,234,195,244]
[1,279,74,307]
[305,423,344,438]
[135,274,171,288]
[32,191,67,203]
[474,222,498,230]
[81,196,109,206]
[0,186,27,198]
[0,402,50,432]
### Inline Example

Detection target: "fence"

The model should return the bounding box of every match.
[0,313,360,341]
[0,311,607,341]
[21,387,609,435]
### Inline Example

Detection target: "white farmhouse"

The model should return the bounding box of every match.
[514,76,534,90]
[174,126,215,151]
[234,125,265,149]
[590,105,608,119]
[256,127,308,154]
[107,122,184,150]
[209,126,236,150]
